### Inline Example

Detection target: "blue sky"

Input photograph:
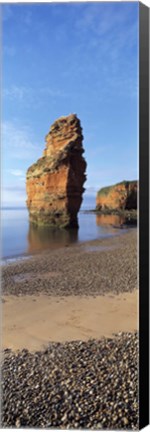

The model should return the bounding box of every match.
[2,2,139,207]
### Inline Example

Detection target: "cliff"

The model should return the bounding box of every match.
[26,114,86,228]
[96,180,138,211]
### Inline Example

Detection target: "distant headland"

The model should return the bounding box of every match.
[96,180,138,211]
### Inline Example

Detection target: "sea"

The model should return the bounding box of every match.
[1,196,128,262]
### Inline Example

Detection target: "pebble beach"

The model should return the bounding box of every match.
[2,230,137,297]
[1,229,138,429]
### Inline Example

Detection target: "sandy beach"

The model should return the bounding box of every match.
[2,229,138,429]
[2,229,138,351]
[3,290,138,351]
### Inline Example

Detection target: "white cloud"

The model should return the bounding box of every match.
[1,121,96,206]
[40,87,71,98]
[3,85,31,101]
[75,3,137,41]
[1,187,26,207]
[3,85,70,105]
[2,121,42,161]
[1,121,42,207]
[85,186,97,196]
[10,169,25,177]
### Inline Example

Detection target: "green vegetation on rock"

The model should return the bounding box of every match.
[97,180,137,197]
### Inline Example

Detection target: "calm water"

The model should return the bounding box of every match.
[1,207,127,260]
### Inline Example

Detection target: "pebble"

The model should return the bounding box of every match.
[2,332,138,429]
[2,231,137,297]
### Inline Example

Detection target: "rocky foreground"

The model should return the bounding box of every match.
[2,333,138,429]
[2,230,138,429]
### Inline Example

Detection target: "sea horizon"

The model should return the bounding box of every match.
[1,194,96,212]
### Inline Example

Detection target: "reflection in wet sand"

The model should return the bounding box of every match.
[27,224,78,254]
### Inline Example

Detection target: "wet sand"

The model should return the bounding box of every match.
[2,230,138,352]
[2,230,138,429]
[2,290,138,352]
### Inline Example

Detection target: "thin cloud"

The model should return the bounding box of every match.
[3,86,71,107]
[85,186,97,196]
[3,86,31,101]
[2,4,13,21]
[23,10,32,27]
[3,185,25,193]
[10,170,25,177]
[72,3,138,100]
[40,87,71,98]
[1,186,26,206]
[75,3,137,39]
[2,121,42,161]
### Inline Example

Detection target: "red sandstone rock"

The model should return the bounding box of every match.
[26,114,86,228]
[96,181,138,211]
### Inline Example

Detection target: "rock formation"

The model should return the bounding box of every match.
[96,180,138,211]
[26,114,86,228]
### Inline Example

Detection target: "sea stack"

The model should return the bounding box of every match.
[26,114,86,228]
[96,180,138,211]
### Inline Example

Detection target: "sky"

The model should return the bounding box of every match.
[2,2,139,207]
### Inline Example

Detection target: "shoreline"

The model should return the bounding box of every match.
[2,229,137,297]
[1,224,132,265]
[2,229,138,352]
[2,229,138,429]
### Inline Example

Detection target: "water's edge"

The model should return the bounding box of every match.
[1,208,136,263]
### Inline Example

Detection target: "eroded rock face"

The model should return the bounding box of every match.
[26,114,86,228]
[96,181,138,211]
